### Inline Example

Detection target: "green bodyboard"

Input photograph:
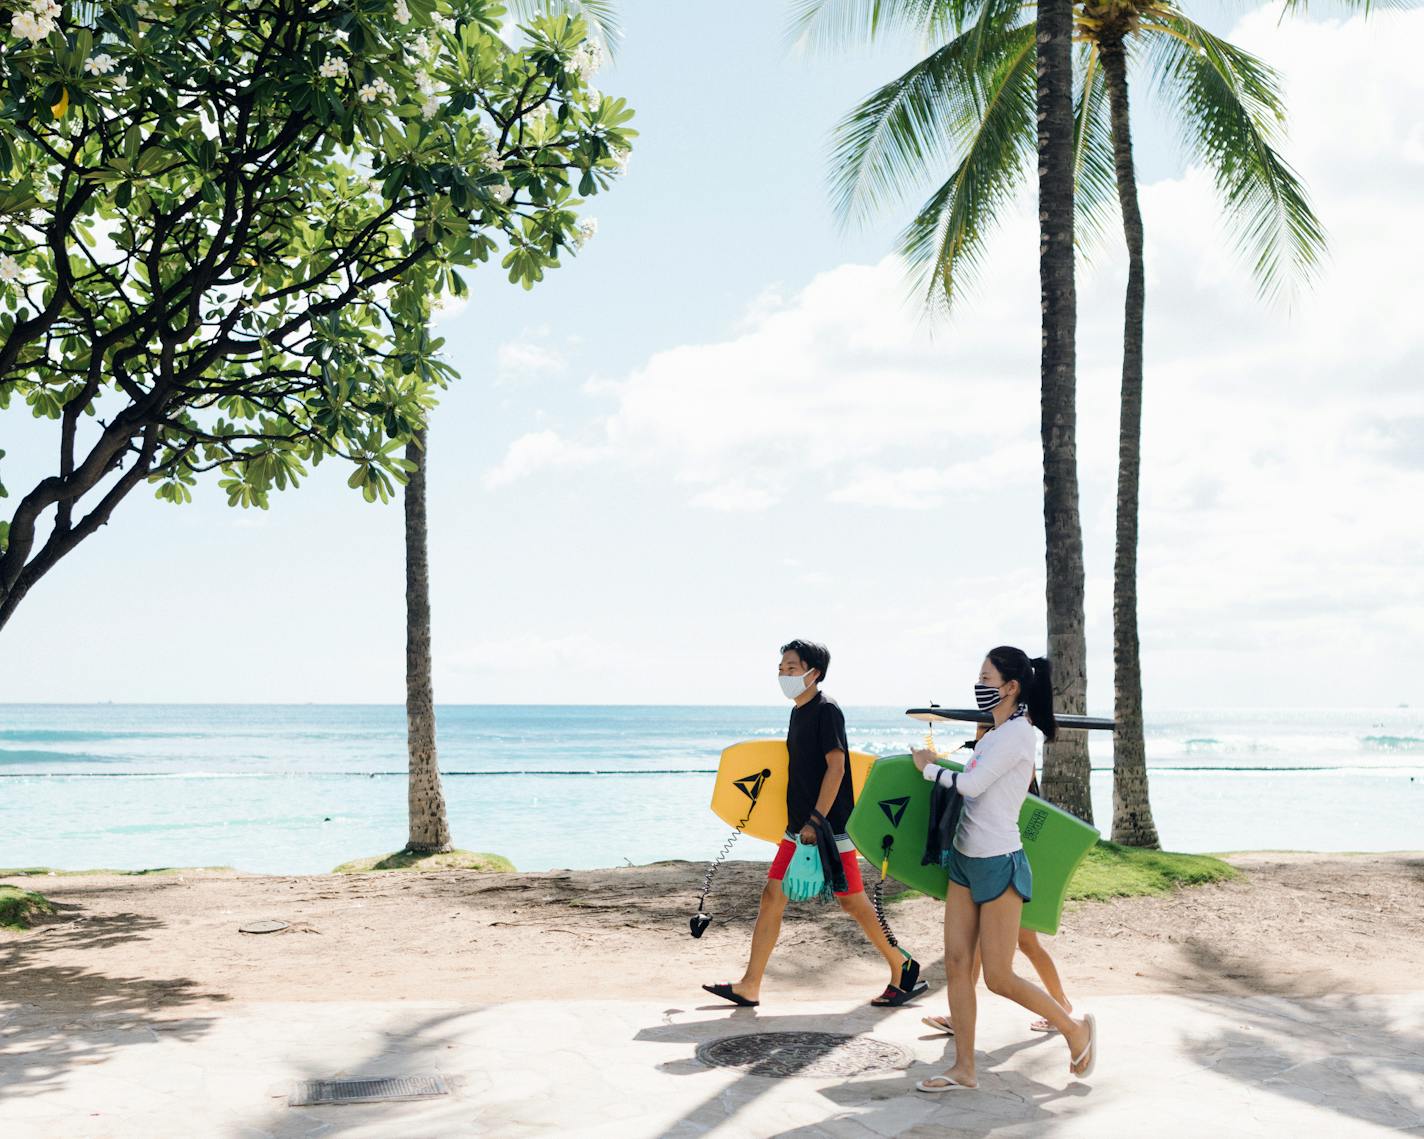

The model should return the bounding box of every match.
[846,754,1099,935]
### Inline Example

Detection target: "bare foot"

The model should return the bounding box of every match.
[731,981,759,1002]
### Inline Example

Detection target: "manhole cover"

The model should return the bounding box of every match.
[239,919,289,934]
[695,1032,911,1079]
[289,1074,449,1106]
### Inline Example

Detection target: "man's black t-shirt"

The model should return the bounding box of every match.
[785,692,854,834]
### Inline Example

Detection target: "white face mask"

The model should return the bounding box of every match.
[779,671,813,700]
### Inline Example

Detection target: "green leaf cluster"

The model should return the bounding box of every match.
[0,0,636,534]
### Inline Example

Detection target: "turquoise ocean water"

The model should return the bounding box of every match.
[0,704,1420,874]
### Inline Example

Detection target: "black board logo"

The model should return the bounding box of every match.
[878,796,910,827]
[734,769,773,803]
[1023,807,1048,842]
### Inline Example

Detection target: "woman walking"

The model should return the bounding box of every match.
[911,646,1097,1090]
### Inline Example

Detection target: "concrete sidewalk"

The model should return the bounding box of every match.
[2,991,1420,1138]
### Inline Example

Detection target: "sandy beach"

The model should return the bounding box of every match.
[6,852,1422,1009]
[4,853,1424,1137]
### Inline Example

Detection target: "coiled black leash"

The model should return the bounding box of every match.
[690,769,769,938]
[872,834,904,952]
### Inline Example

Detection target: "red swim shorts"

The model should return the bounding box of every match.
[767,837,864,897]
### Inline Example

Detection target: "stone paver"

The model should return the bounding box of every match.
[1,992,1420,1137]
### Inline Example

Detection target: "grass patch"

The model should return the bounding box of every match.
[0,885,55,930]
[1066,841,1240,902]
[332,849,516,874]
[0,866,233,878]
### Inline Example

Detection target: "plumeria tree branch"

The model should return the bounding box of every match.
[0,0,636,630]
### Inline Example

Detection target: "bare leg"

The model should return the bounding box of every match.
[1018,928,1071,1025]
[730,878,787,1001]
[836,890,907,986]
[926,883,980,1088]
[978,890,1092,1073]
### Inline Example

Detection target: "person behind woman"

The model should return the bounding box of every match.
[911,647,1096,1091]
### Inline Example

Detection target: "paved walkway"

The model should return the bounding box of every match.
[2,992,1421,1137]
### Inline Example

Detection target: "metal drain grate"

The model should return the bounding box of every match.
[289,1073,449,1106]
[695,1031,911,1079]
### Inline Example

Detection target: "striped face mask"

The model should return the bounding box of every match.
[974,683,1004,711]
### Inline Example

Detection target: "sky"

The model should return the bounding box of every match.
[1,1,1421,710]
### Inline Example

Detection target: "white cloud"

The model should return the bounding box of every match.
[481,429,603,489]
[476,5,1424,705]
[496,338,568,384]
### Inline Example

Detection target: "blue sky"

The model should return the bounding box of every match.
[2,1,1421,710]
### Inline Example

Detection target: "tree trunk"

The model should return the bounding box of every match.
[1100,35,1160,848]
[404,425,452,853]
[1036,0,1093,823]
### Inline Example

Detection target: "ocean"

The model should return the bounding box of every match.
[1,704,1420,874]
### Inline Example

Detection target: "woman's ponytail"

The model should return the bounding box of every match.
[986,646,1057,741]
[1026,656,1057,742]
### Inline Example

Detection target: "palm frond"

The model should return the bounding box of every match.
[1277,0,1418,17]
[508,0,622,56]
[788,0,987,52]
[828,1,1029,227]
[1072,42,1120,257]
[897,21,1039,311]
[1142,12,1326,299]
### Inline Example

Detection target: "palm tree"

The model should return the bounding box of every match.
[793,0,1325,836]
[403,423,453,854]
[398,0,624,855]
[1037,0,1092,826]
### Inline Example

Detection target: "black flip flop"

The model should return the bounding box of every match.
[702,982,759,1008]
[870,979,928,1007]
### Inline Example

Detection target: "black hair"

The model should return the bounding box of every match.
[780,639,830,683]
[986,645,1056,742]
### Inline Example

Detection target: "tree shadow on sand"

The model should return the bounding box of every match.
[0,898,226,1104]
[1176,937,1424,1132]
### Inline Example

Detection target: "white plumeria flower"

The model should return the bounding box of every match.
[415,71,435,95]
[112,74,129,92]
[481,151,504,173]
[84,54,117,76]
[574,217,597,248]
[319,57,349,80]
[611,147,630,176]
[393,0,410,25]
[489,183,512,205]
[358,78,395,104]
[433,14,455,33]
[0,255,22,284]
[524,103,551,127]
[571,42,605,82]
[10,10,53,42]
[420,94,441,120]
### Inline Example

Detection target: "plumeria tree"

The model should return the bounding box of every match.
[0,0,634,632]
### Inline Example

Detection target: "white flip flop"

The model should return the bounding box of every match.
[1070,1013,1097,1079]
[920,1015,954,1037]
[916,1074,975,1093]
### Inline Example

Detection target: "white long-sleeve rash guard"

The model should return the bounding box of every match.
[922,714,1036,858]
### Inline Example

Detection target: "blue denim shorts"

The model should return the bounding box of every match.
[945,846,1033,905]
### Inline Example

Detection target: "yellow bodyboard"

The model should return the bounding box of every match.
[710,740,876,845]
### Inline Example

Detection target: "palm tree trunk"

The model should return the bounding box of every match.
[404,425,452,853]
[1036,0,1093,824]
[1099,34,1160,848]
